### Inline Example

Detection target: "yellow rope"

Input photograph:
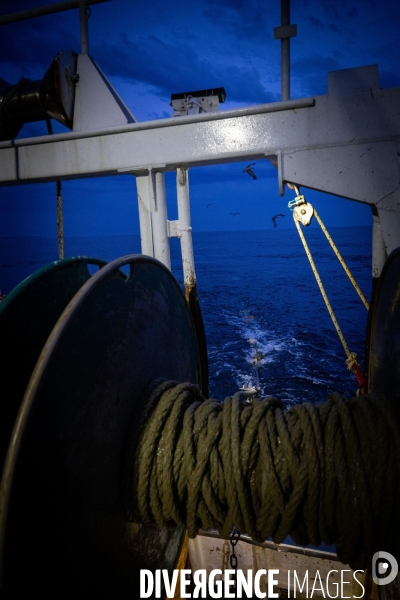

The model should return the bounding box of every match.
[313,209,369,310]
[293,216,351,359]
[173,532,190,599]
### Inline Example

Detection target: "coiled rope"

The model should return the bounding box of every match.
[129,380,400,570]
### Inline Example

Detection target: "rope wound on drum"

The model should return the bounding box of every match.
[126,380,400,571]
[287,184,368,394]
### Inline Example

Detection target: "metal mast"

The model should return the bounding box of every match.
[274,0,297,101]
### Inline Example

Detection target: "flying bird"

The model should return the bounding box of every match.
[243,163,257,180]
[230,212,240,215]
[272,214,286,227]
[207,203,212,208]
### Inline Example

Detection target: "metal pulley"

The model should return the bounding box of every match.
[293,201,314,226]
[0,50,77,140]
[288,189,314,226]
[0,255,203,596]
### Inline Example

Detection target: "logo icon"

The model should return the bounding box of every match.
[372,551,398,586]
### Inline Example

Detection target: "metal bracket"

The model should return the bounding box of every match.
[274,24,297,39]
[288,186,314,226]
[147,169,157,212]
[167,220,193,238]
[167,220,180,238]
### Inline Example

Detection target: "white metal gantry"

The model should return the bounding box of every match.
[1,2,400,286]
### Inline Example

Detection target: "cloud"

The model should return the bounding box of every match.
[292,53,341,96]
[203,0,273,43]
[2,0,398,116]
[308,16,324,28]
[380,68,400,89]
[0,17,80,77]
[302,0,360,22]
[92,32,276,104]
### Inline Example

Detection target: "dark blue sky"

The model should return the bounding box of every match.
[0,0,399,236]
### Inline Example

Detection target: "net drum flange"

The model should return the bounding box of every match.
[368,246,400,397]
[0,256,107,472]
[0,255,202,597]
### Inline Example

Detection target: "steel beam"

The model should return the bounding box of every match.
[0,90,398,199]
[0,0,110,26]
[135,175,154,257]
[152,173,171,269]
[1,79,400,253]
[176,168,196,293]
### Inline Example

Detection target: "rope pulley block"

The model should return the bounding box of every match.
[288,184,368,394]
[288,187,314,226]
[0,255,202,597]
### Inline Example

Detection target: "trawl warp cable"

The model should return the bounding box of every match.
[124,381,400,571]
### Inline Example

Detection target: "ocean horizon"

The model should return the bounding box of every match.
[0,226,372,404]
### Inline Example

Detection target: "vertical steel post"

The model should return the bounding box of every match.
[175,168,209,397]
[176,168,196,294]
[274,0,296,102]
[79,1,89,55]
[281,0,290,101]
[136,175,154,257]
[153,172,171,269]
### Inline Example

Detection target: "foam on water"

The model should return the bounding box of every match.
[0,228,372,405]
[199,228,371,403]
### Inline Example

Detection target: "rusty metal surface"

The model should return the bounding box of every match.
[368,246,400,396]
[186,281,209,398]
[44,50,77,129]
[0,255,201,597]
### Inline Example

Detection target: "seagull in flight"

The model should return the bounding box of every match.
[243,163,257,180]
[272,214,286,227]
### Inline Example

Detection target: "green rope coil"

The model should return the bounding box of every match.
[129,381,400,570]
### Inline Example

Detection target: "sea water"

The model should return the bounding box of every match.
[0,227,371,405]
